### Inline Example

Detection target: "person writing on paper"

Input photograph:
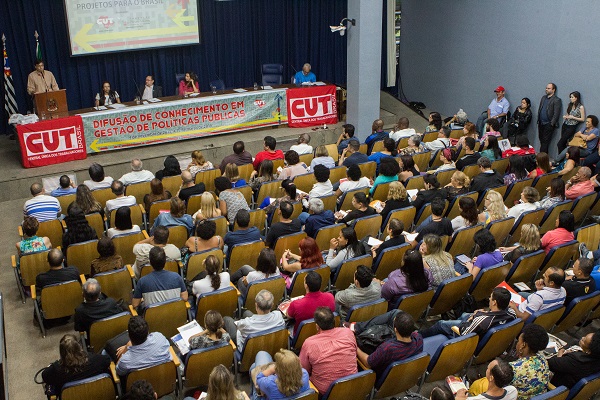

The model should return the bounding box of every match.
[179,71,200,95]
[455,359,517,400]
[27,59,59,95]
[95,81,120,107]
[294,63,316,84]
[141,75,162,100]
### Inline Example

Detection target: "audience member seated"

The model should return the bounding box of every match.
[479,189,508,224]
[565,166,597,200]
[389,117,416,142]
[41,334,110,396]
[454,121,478,149]
[187,149,214,179]
[216,176,250,225]
[398,154,420,185]
[299,307,357,394]
[281,237,323,275]
[219,140,253,173]
[151,197,193,235]
[371,218,406,262]
[504,156,531,187]
[451,196,479,230]
[224,289,285,351]
[251,349,310,399]
[107,206,142,239]
[540,210,575,254]
[399,134,426,156]
[557,115,599,162]
[335,265,382,321]
[184,219,224,262]
[191,255,230,296]
[507,187,540,218]
[456,359,517,400]
[62,204,97,255]
[562,258,596,306]
[132,226,181,279]
[304,164,333,201]
[132,247,187,310]
[430,386,455,400]
[191,192,222,223]
[423,126,452,157]
[509,324,550,399]
[364,119,389,153]
[480,118,502,145]
[502,135,536,158]
[411,198,453,248]
[548,331,600,388]
[16,216,51,256]
[528,152,552,179]
[556,146,579,177]
[445,171,471,201]
[178,71,200,95]
[265,201,302,249]
[378,181,411,228]
[480,135,502,162]
[335,192,376,225]
[302,198,335,239]
[286,271,335,336]
[253,135,285,171]
[187,310,231,350]
[420,234,455,287]
[155,155,182,181]
[75,184,104,216]
[470,157,504,193]
[455,137,481,171]
[326,227,366,274]
[334,164,370,201]
[310,144,336,170]
[368,137,397,165]
[143,178,172,214]
[371,157,400,195]
[119,158,155,186]
[84,163,114,190]
[336,123,356,154]
[455,229,502,278]
[127,380,158,400]
[24,183,61,222]
[509,267,566,320]
[105,180,136,215]
[115,316,172,376]
[91,237,124,276]
[429,148,456,173]
[249,160,279,193]
[290,132,313,155]
[421,287,515,338]
[74,278,123,334]
[205,365,250,400]
[411,175,448,214]
[339,139,369,168]
[176,170,206,204]
[223,209,263,257]
[36,248,80,292]
[50,175,77,197]
[356,310,423,380]
[507,98,533,142]
[381,249,432,305]
[500,224,541,263]
[231,248,279,298]
[426,112,443,133]
[539,178,566,210]
[223,163,247,188]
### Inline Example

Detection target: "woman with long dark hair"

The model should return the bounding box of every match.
[451,196,479,230]
[192,255,230,296]
[62,204,97,255]
[155,155,182,180]
[504,155,529,186]
[178,71,200,96]
[540,177,566,209]
[106,206,141,238]
[231,248,280,297]
[381,249,432,305]
[459,229,502,278]
[480,135,502,161]
[426,112,443,132]
[94,81,120,107]
[326,227,366,274]
[507,97,533,142]
[529,152,552,178]
[558,91,585,153]
[75,184,103,216]
[143,178,172,213]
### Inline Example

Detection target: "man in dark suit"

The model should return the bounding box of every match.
[141,75,163,100]
[538,82,562,154]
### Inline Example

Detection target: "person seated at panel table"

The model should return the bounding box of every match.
[294,63,317,84]
[140,75,162,100]
[94,81,120,108]
[179,71,200,96]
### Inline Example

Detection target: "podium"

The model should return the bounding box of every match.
[33,89,68,119]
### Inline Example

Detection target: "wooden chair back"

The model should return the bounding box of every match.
[328,166,346,184]
[195,286,239,321]
[256,180,283,206]
[371,182,391,202]
[166,225,189,249]
[321,370,376,400]
[61,373,117,400]
[461,164,481,179]
[243,276,286,314]
[237,163,254,181]
[195,169,221,193]
[86,213,105,239]
[109,204,144,229]
[314,223,345,253]
[57,194,76,213]
[413,152,431,172]
[487,217,515,247]
[473,319,524,365]
[353,214,382,240]
[161,176,182,198]
[318,194,338,212]
[94,267,135,304]
[184,343,234,388]
[234,209,265,234]
[506,250,546,285]
[539,200,573,235]
[435,169,456,187]
[324,144,340,162]
[561,166,580,183]
[125,181,151,205]
[405,175,425,190]
[394,290,435,321]
[67,239,99,276]
[373,353,430,399]
[36,219,64,250]
[553,292,600,333]
[357,161,377,180]
[208,216,229,238]
[571,192,596,224]
[293,172,315,194]
[148,199,171,226]
[422,333,478,384]
[358,143,368,154]
[574,224,600,255]
[370,141,385,154]
[291,314,341,351]
[339,187,369,212]
[186,249,224,281]
[383,207,416,235]
[415,200,448,227]
[532,171,559,195]
[18,249,51,287]
[396,137,409,150]
[237,326,289,372]
[491,158,510,175]
[445,192,478,220]
[346,298,388,323]
[288,265,331,298]
[41,280,83,320]
[145,299,189,338]
[88,312,131,353]
[273,231,307,264]
[333,254,373,291]
[270,201,302,225]
[91,188,114,209]
[113,231,146,265]
[539,241,578,274]
[469,261,510,302]
[373,243,411,281]
[503,178,534,208]
[530,386,568,400]
[526,305,565,331]
[125,360,178,398]
[428,274,473,316]
[422,131,439,142]
[509,208,545,243]
[228,240,265,275]
[446,224,484,257]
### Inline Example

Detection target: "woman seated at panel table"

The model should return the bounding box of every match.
[179,71,200,96]
[94,81,121,107]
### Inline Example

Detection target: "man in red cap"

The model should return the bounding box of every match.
[476,85,510,135]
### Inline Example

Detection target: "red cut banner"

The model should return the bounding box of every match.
[286,85,338,128]
[17,115,87,168]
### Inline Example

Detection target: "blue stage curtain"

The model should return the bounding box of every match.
[0,0,348,132]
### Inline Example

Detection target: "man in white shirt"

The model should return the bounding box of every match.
[119,159,155,186]
[141,75,162,100]
[389,117,416,142]
[290,133,313,155]
[423,126,451,159]
[105,180,137,215]
[132,226,182,279]
[83,163,114,190]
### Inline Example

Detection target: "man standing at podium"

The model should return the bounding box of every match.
[27,59,58,94]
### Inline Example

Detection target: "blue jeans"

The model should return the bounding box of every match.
[420,312,471,338]
[250,351,273,399]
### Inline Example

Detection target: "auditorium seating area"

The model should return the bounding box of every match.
[9,125,600,399]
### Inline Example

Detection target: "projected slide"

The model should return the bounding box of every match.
[64,0,200,56]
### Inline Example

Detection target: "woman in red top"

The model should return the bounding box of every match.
[529,152,551,178]
[178,71,200,95]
